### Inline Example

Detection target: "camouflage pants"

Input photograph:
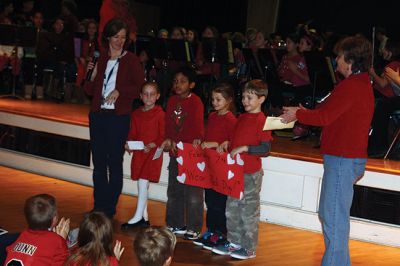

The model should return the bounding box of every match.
[226,169,263,251]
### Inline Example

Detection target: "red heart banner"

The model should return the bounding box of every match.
[176,142,244,199]
[204,149,244,199]
[176,142,212,189]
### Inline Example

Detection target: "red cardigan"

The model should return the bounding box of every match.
[297,72,374,158]
[84,51,145,115]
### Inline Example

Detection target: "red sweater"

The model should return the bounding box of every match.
[5,229,69,266]
[297,72,374,158]
[84,51,145,115]
[165,93,204,143]
[231,112,273,174]
[205,111,237,143]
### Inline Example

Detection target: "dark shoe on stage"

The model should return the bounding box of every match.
[121,218,150,230]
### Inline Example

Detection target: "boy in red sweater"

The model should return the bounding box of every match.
[162,67,205,240]
[5,194,70,266]
[212,80,272,260]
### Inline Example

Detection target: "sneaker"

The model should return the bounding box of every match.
[230,248,256,260]
[193,231,213,246]
[167,226,187,235]
[184,230,200,240]
[212,241,241,256]
[203,234,227,250]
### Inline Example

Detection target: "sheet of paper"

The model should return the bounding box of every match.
[263,116,295,131]
[152,147,163,160]
[127,141,145,150]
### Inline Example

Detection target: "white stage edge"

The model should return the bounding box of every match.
[1,111,400,247]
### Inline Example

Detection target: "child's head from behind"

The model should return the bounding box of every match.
[242,79,268,113]
[134,226,177,266]
[212,82,235,114]
[173,67,196,98]
[24,194,57,230]
[77,212,113,258]
[141,81,160,110]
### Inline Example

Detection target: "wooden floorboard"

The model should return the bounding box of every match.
[1,166,399,266]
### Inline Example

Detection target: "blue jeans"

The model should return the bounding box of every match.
[319,155,366,266]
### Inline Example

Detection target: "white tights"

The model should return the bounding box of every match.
[128,178,149,223]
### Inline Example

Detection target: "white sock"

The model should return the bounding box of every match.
[143,202,149,221]
[128,179,149,224]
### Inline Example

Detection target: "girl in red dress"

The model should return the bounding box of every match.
[121,81,165,229]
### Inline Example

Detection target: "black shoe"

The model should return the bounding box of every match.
[121,218,150,230]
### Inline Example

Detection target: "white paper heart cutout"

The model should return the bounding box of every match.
[228,170,234,180]
[177,173,186,183]
[176,156,183,165]
[197,162,205,172]
[239,191,244,200]
[227,154,235,165]
[177,142,184,150]
[236,154,244,166]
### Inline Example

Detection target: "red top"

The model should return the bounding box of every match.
[297,72,374,158]
[278,53,310,87]
[205,111,237,144]
[165,93,204,143]
[128,105,165,182]
[84,51,145,115]
[374,60,400,98]
[5,230,69,266]
[231,112,273,174]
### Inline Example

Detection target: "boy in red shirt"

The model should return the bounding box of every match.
[212,80,272,260]
[5,194,70,266]
[162,67,205,240]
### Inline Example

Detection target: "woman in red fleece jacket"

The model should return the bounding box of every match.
[281,36,374,266]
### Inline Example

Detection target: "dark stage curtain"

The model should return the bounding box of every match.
[158,0,248,34]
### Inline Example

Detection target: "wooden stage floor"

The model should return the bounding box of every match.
[0,98,399,175]
[1,166,400,266]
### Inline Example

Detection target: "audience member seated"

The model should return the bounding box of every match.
[23,10,46,99]
[368,40,400,158]
[65,212,124,266]
[134,226,177,266]
[75,19,99,103]
[15,0,35,26]
[158,28,168,39]
[4,194,70,266]
[36,17,76,101]
[0,0,14,24]
[277,33,311,106]
[59,0,79,34]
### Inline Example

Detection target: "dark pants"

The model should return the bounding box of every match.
[89,111,130,217]
[205,188,227,234]
[369,96,400,152]
[166,157,204,232]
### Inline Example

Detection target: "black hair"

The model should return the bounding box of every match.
[174,66,196,84]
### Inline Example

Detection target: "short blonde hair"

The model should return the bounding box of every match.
[134,226,177,266]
